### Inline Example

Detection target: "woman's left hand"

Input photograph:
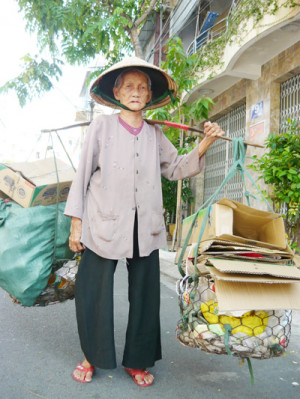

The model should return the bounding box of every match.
[203,121,225,142]
[198,121,225,158]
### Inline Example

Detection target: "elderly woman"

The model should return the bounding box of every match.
[64,57,224,386]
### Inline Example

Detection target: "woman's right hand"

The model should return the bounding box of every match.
[69,217,86,253]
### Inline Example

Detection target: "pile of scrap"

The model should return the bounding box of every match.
[0,158,76,306]
[175,199,298,359]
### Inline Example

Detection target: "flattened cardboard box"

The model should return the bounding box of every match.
[179,198,287,250]
[205,258,300,311]
[175,238,293,264]
[0,158,75,207]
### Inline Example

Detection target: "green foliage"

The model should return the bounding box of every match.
[249,119,300,248]
[147,37,214,148]
[192,0,298,81]
[17,0,140,63]
[0,54,63,107]
[2,0,158,106]
[147,37,214,221]
[162,177,194,224]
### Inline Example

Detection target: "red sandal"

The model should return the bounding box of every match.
[125,368,154,387]
[72,363,95,383]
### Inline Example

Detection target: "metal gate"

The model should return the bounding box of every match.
[280,73,300,131]
[278,73,300,216]
[203,104,246,203]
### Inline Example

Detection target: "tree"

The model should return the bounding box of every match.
[249,119,300,251]
[1,0,159,106]
[2,2,214,239]
[147,37,214,243]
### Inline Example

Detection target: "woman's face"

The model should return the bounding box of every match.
[113,71,152,111]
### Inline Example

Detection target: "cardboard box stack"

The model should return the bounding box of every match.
[176,198,300,312]
[0,158,75,208]
[175,199,299,358]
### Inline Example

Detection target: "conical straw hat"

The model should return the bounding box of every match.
[90,56,177,111]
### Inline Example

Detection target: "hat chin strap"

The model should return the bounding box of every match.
[117,100,145,113]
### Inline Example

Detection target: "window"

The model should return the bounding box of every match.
[203,103,246,203]
[280,73,300,131]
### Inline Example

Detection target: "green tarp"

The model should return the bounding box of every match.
[0,199,73,306]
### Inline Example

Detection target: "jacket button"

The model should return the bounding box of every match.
[136,170,138,174]
[136,153,139,156]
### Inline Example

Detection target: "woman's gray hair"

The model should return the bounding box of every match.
[114,68,152,90]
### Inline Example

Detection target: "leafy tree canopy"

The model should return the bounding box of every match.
[1,0,158,105]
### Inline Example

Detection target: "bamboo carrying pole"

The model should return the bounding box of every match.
[41,118,263,252]
[42,120,264,149]
[145,119,265,148]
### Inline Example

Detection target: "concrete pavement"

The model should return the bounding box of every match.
[0,251,300,399]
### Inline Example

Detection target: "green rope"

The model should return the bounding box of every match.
[177,138,274,277]
[177,138,274,386]
[246,358,255,386]
[223,324,233,356]
[146,89,176,107]
[92,89,131,110]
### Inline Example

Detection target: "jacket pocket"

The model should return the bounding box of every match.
[95,211,118,242]
[151,211,165,235]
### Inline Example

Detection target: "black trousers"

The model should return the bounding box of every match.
[74,217,162,369]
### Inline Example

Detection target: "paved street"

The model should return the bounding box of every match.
[0,257,300,399]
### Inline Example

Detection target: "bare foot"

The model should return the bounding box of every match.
[72,359,94,383]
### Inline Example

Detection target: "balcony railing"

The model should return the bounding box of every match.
[186,0,244,57]
[187,16,228,56]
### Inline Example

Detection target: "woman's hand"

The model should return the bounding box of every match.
[203,121,225,142]
[198,121,225,157]
[69,217,86,253]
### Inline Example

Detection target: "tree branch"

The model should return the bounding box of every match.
[135,0,158,27]
[120,12,134,32]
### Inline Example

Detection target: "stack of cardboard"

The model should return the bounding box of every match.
[176,198,300,312]
[0,158,75,208]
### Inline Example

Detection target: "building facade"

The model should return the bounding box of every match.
[140,0,300,214]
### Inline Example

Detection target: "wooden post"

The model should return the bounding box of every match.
[171,120,185,251]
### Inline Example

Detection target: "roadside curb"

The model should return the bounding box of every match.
[159,249,181,283]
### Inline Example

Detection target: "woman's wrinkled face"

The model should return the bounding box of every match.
[113,71,152,111]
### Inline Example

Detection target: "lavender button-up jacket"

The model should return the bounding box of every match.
[64,114,205,259]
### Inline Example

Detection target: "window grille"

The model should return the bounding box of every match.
[278,73,300,218]
[203,104,246,203]
[280,74,300,131]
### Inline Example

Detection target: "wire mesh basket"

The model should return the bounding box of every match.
[176,274,292,359]
[10,258,79,307]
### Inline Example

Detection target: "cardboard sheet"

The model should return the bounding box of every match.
[207,266,300,284]
[180,199,287,250]
[206,246,292,256]
[215,279,300,311]
[208,258,300,279]
[176,239,293,264]
[207,255,291,263]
